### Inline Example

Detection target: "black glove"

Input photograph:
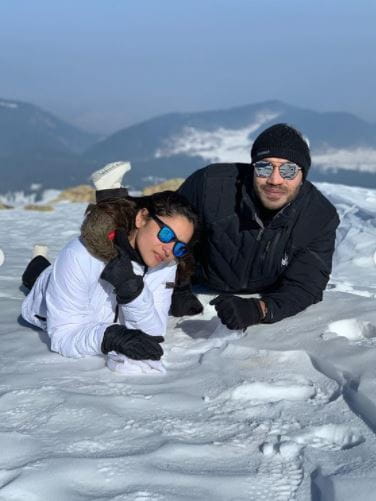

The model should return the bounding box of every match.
[170,283,204,317]
[100,230,144,304]
[101,324,164,360]
[209,295,263,330]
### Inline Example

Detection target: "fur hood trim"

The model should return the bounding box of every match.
[80,205,118,262]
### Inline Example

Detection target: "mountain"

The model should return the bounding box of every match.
[0,98,98,193]
[84,100,376,189]
[2,99,376,194]
[0,150,93,194]
[0,99,98,155]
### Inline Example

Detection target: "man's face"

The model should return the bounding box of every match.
[253,157,303,210]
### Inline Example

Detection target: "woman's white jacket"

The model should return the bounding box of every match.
[22,238,176,359]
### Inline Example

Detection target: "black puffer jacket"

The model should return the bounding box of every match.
[179,163,340,323]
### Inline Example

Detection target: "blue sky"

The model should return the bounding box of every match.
[1,0,375,133]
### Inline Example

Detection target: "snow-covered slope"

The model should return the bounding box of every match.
[1,183,376,500]
[156,125,376,175]
[155,112,280,163]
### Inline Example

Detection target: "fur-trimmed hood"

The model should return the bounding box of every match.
[80,204,119,262]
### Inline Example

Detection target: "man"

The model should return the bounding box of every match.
[171,123,340,329]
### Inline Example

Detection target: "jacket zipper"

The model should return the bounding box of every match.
[260,239,271,272]
[263,229,283,276]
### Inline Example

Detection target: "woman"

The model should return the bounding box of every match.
[21,190,197,374]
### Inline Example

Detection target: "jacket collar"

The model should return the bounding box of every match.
[115,229,146,266]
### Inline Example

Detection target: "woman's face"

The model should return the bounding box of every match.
[131,210,194,267]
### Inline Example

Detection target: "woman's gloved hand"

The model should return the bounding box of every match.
[101,324,164,360]
[100,229,144,304]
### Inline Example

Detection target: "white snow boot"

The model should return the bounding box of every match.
[91,161,131,190]
[32,244,49,259]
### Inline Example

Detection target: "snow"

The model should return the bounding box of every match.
[1,183,376,500]
[155,112,280,163]
[313,147,376,174]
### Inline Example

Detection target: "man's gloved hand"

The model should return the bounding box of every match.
[170,283,204,317]
[209,295,263,330]
[101,324,164,360]
[100,230,144,304]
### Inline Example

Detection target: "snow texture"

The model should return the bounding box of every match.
[1,183,376,500]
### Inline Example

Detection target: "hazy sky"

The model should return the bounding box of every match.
[1,0,375,134]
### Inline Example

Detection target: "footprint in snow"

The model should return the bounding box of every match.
[254,424,363,500]
[249,442,304,501]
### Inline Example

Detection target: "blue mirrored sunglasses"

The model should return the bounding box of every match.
[150,214,188,258]
[253,161,302,180]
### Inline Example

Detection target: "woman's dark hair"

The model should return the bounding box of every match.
[81,191,198,282]
[135,190,198,228]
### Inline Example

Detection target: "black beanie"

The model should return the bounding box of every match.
[251,123,311,177]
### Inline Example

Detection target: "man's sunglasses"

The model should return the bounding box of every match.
[150,214,188,258]
[253,161,302,180]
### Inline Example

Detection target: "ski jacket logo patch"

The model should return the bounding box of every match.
[281,253,289,267]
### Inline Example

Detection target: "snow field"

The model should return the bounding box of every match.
[1,184,376,499]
